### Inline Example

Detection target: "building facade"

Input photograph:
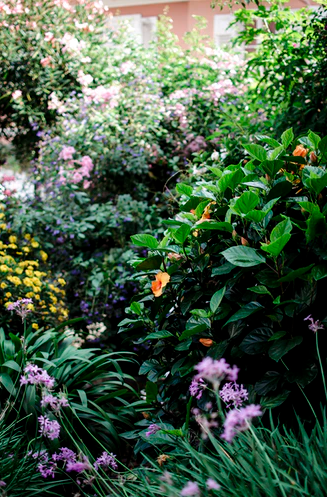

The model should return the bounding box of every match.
[103,0,319,47]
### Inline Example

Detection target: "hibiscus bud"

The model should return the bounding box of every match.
[241,237,249,246]
[310,151,317,162]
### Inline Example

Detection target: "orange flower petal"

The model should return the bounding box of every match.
[199,338,213,347]
[156,271,170,287]
[151,280,163,297]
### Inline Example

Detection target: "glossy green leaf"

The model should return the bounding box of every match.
[281,128,294,149]
[210,287,226,314]
[173,224,191,244]
[131,234,159,249]
[244,143,267,162]
[269,336,303,362]
[221,246,266,267]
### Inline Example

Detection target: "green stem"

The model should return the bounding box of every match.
[184,396,193,435]
[316,332,327,403]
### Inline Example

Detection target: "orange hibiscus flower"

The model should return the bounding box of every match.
[151,271,170,297]
[199,338,213,347]
[293,145,308,157]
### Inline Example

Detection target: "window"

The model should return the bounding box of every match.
[108,14,157,46]
[214,14,237,47]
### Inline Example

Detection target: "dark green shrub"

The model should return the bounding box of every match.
[119,128,327,428]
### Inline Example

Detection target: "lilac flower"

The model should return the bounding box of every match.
[38,415,61,440]
[145,424,161,437]
[38,462,56,478]
[180,481,201,496]
[41,393,69,411]
[304,315,324,333]
[206,478,220,490]
[0,481,6,487]
[7,298,33,321]
[219,382,248,408]
[221,404,262,443]
[94,451,118,471]
[66,457,91,473]
[194,357,239,388]
[20,364,55,389]
[189,378,206,400]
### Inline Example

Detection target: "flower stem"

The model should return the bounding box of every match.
[316,332,327,403]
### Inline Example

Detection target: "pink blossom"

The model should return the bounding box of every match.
[221,404,262,443]
[180,481,200,496]
[59,146,76,160]
[194,357,239,387]
[120,61,136,75]
[304,315,324,333]
[80,155,93,174]
[189,377,206,400]
[94,451,118,471]
[206,478,221,490]
[1,175,15,182]
[219,382,248,408]
[77,70,93,87]
[40,57,52,67]
[12,90,22,100]
[38,415,60,440]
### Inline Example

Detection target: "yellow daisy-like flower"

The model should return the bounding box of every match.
[24,234,31,240]
[0,265,9,273]
[31,241,39,248]
[5,292,12,298]
[0,282,7,289]
[25,292,34,298]
[9,235,17,244]
[58,278,66,286]
[40,251,48,261]
[22,247,30,253]
[0,223,7,230]
[25,269,34,277]
[32,323,39,330]
[15,267,24,275]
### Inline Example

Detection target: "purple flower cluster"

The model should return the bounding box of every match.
[20,364,55,389]
[221,404,262,443]
[38,415,61,440]
[145,424,161,437]
[194,357,239,388]
[304,315,324,333]
[66,457,91,473]
[41,393,69,411]
[189,377,206,400]
[52,447,76,463]
[219,382,248,408]
[7,298,33,321]
[94,451,118,471]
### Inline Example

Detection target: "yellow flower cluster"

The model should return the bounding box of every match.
[0,206,69,326]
